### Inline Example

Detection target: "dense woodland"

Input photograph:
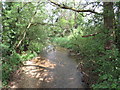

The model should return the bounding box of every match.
[1,0,120,88]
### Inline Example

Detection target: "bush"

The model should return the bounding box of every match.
[2,51,21,86]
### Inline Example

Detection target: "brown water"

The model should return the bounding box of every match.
[9,46,85,88]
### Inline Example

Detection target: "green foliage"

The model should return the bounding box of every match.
[51,37,72,48]
[92,48,120,88]
[2,51,20,86]
[28,42,44,54]
[20,51,37,61]
[0,43,10,56]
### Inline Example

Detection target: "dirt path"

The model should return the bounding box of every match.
[9,46,85,88]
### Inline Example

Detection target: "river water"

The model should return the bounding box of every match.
[39,45,85,88]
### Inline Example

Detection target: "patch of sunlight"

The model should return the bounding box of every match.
[44,75,54,83]
[21,56,56,81]
[10,81,18,88]
[68,34,73,40]
[23,61,34,65]
[69,78,74,80]
[9,56,56,88]
[79,30,84,36]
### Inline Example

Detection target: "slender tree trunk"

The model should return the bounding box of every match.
[73,0,77,29]
[115,4,120,51]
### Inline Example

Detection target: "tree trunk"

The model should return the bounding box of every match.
[103,2,114,30]
[73,0,78,29]
[115,3,120,51]
[103,2,115,50]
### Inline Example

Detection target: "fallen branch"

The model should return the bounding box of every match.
[49,0,102,15]
[82,32,101,37]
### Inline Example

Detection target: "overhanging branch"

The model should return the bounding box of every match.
[31,22,58,26]
[49,0,102,15]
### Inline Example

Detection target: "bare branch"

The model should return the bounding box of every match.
[49,0,102,15]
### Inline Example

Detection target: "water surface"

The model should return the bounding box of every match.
[40,46,85,88]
